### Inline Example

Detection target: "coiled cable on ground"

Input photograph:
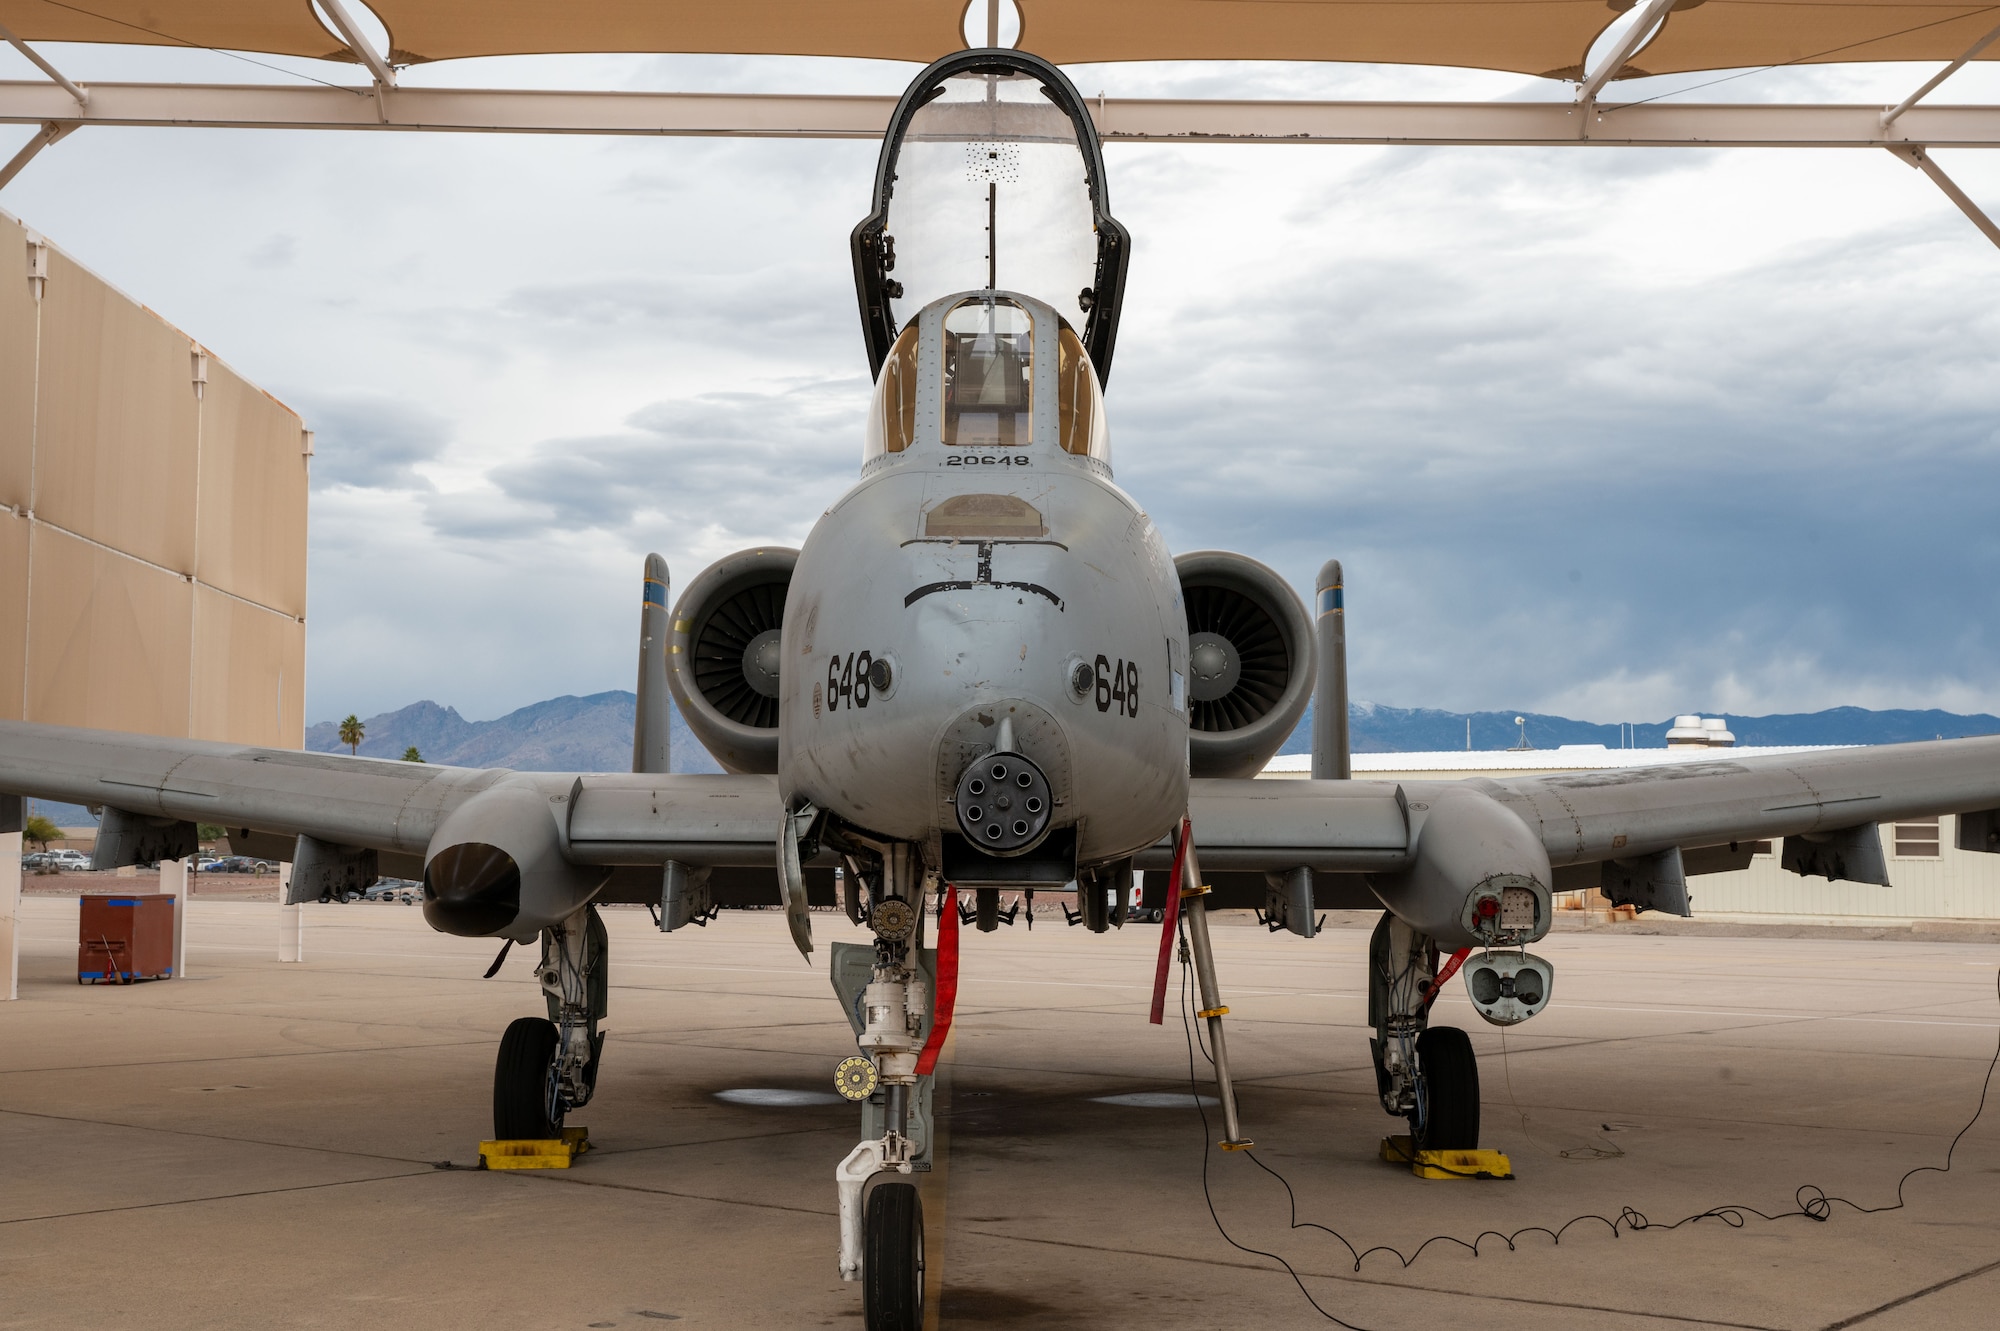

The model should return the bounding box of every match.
[1176,918,2000,1328]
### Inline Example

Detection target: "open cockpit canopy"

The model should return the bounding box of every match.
[852,49,1129,385]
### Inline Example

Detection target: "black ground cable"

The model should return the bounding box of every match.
[1177,928,2000,1318]
[1176,932,1384,1331]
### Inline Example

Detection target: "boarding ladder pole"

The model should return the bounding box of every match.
[1154,817,1253,1149]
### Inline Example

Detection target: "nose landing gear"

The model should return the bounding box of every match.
[863,1181,924,1331]
[829,847,947,1331]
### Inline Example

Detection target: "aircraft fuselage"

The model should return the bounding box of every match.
[779,290,1189,872]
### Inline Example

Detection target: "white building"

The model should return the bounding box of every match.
[1261,720,2000,924]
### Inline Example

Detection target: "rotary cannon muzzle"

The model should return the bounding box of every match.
[954,749,1052,855]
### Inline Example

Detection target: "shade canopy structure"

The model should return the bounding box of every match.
[0,0,1998,78]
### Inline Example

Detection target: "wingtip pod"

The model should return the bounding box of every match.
[421,777,608,942]
[1368,785,1553,951]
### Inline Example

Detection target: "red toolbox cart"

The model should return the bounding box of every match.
[78,895,175,983]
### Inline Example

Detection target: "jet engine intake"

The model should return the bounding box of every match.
[1174,551,1315,779]
[421,777,608,942]
[668,547,798,774]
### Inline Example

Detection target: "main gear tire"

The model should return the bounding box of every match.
[494,1015,562,1140]
[1410,1025,1480,1151]
[862,1179,924,1331]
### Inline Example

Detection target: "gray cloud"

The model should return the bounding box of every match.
[425,378,865,543]
[8,50,1998,727]
[285,392,453,491]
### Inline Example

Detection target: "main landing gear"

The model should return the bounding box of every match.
[1368,911,1480,1150]
[493,904,607,1140]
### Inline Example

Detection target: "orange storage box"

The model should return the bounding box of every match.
[78,894,175,983]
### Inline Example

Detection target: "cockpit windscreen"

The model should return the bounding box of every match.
[886,70,1097,332]
[942,298,1033,447]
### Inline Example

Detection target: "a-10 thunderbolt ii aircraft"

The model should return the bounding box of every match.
[7,48,2000,1331]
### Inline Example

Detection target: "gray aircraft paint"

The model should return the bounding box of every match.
[778,289,1188,866]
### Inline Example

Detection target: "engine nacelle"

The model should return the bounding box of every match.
[421,777,608,942]
[1174,551,1315,779]
[668,547,798,774]
[1368,785,1553,949]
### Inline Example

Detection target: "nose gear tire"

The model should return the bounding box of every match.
[863,1180,924,1331]
[1410,1025,1480,1151]
[494,1016,563,1140]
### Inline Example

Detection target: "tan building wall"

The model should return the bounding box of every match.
[2,208,307,748]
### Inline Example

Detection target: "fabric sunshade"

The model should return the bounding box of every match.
[1,0,1997,79]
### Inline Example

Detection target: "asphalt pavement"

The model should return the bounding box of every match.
[2,898,1996,1330]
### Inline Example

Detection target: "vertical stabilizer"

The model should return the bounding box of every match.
[634,554,671,774]
[1312,559,1350,780]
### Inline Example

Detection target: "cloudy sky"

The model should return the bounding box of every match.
[6,26,2000,729]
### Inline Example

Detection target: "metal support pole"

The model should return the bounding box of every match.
[1576,0,1676,120]
[1312,558,1350,780]
[0,119,75,191]
[277,863,303,961]
[0,22,87,106]
[1177,837,1252,1149]
[1889,145,2000,250]
[315,0,397,89]
[1883,19,2000,126]
[1,829,20,1001]
[160,857,188,979]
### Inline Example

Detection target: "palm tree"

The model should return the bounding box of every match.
[338,714,365,755]
[23,813,60,852]
[402,746,424,763]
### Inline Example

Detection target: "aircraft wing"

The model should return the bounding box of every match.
[0,720,782,870]
[1477,734,2000,869]
[1147,736,2000,934]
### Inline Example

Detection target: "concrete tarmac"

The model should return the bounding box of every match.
[2,897,1996,1331]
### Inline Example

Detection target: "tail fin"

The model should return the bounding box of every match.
[633,553,671,774]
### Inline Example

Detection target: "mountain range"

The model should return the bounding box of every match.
[299,694,2000,774]
[32,696,1996,827]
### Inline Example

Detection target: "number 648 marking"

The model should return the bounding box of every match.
[826,651,873,711]
[1095,654,1139,718]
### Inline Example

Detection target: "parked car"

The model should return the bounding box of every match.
[361,880,419,904]
[202,856,255,874]
[49,849,91,870]
[20,852,50,869]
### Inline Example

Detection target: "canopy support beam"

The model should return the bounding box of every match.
[5,83,2000,149]
[0,20,88,108]
[0,120,76,191]
[1883,19,2000,127]
[1576,0,1676,126]
[1889,144,2000,250]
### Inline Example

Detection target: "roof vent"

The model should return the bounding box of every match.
[1667,714,1735,747]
